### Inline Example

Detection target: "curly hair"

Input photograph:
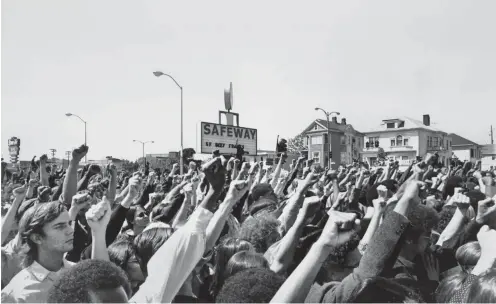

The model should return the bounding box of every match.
[216,268,285,303]
[435,205,457,234]
[405,204,439,242]
[237,214,280,253]
[47,259,131,303]
[18,201,66,267]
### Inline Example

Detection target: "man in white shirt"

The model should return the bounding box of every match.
[1,201,75,303]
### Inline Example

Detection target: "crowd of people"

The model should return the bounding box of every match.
[1,144,496,303]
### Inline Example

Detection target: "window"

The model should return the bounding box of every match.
[311,136,322,145]
[387,123,395,129]
[396,135,403,146]
[324,134,328,144]
[404,138,409,146]
[341,136,346,145]
[305,136,309,146]
[313,151,320,164]
[433,137,439,147]
[470,149,474,158]
[402,156,408,160]
[391,139,396,146]
[314,125,318,130]
[398,121,405,128]
[427,137,432,147]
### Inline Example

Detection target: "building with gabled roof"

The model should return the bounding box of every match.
[449,133,482,163]
[301,116,365,167]
[362,114,452,167]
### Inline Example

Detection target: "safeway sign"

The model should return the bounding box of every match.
[200,122,257,155]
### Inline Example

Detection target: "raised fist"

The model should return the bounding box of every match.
[85,198,111,233]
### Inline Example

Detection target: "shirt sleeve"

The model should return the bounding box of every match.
[130,206,213,303]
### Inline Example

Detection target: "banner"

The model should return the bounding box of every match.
[200,122,257,155]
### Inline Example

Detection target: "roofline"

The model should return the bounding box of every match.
[363,127,448,135]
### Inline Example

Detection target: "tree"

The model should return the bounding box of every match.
[287,133,307,154]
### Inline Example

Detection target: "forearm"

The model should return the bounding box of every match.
[398,164,413,185]
[270,160,283,189]
[40,164,49,186]
[199,188,222,213]
[62,160,79,207]
[277,191,304,234]
[77,173,92,192]
[107,173,117,204]
[359,211,381,251]
[471,256,495,276]
[172,196,191,229]
[91,233,109,261]
[270,213,306,274]
[205,197,236,252]
[1,196,24,244]
[165,181,187,202]
[436,208,466,247]
[270,242,330,303]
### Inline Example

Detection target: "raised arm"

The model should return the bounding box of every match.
[39,154,49,187]
[86,198,111,261]
[1,185,26,244]
[63,145,87,208]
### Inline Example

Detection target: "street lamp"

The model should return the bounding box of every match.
[315,108,340,169]
[66,113,87,163]
[133,140,154,167]
[153,71,184,175]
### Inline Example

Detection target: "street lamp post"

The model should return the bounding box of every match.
[153,71,184,175]
[315,108,340,169]
[133,140,154,167]
[65,113,87,163]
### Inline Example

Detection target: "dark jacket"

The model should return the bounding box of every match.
[305,211,410,303]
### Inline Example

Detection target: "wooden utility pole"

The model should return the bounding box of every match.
[490,125,494,144]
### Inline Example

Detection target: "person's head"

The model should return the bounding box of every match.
[108,240,145,294]
[249,183,278,215]
[466,269,496,303]
[436,272,467,302]
[455,241,481,273]
[238,214,281,253]
[223,251,269,282]
[216,268,285,303]
[18,201,73,267]
[133,226,174,277]
[47,259,131,303]
[385,202,439,258]
[211,238,254,297]
[125,205,149,232]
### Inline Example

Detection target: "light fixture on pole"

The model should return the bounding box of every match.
[65,113,87,163]
[153,71,184,175]
[315,108,340,169]
[133,140,154,167]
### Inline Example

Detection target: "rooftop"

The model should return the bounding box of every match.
[448,133,480,146]
[365,116,445,133]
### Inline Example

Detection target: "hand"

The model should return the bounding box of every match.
[182,183,194,197]
[401,180,424,201]
[70,192,92,213]
[38,186,52,202]
[372,197,387,215]
[422,252,439,281]
[297,156,306,166]
[171,163,179,174]
[376,185,388,200]
[227,157,236,170]
[72,145,89,163]
[476,225,496,259]
[202,157,226,193]
[85,198,111,234]
[226,179,250,202]
[452,193,471,210]
[301,196,321,219]
[299,172,319,192]
[88,164,101,175]
[28,179,39,188]
[13,185,27,197]
[127,176,141,199]
[473,171,483,180]
[107,163,117,176]
[39,154,48,165]
[318,211,359,248]
[476,195,496,226]
[248,162,259,176]
[237,162,251,180]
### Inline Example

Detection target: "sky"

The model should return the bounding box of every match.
[2,0,495,161]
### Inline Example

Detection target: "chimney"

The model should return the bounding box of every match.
[332,116,338,124]
[423,114,430,126]
[341,118,347,125]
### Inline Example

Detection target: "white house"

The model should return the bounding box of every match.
[362,115,452,167]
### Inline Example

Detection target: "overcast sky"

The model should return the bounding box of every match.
[2,0,495,161]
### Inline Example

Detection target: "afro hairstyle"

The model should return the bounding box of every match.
[216,268,285,303]
[47,259,131,303]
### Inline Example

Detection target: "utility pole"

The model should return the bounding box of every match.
[65,151,71,168]
[490,125,494,144]
[49,149,57,161]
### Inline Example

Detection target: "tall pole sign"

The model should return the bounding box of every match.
[8,137,21,164]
